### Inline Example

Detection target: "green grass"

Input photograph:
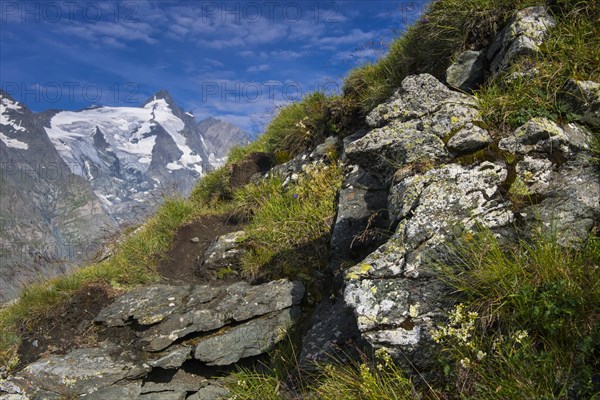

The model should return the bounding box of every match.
[310,350,418,400]
[189,165,232,206]
[344,0,538,115]
[225,91,337,166]
[228,345,421,400]
[477,1,600,134]
[434,229,600,398]
[234,162,342,280]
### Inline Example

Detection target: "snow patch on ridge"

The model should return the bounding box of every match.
[0,96,27,133]
[0,132,28,149]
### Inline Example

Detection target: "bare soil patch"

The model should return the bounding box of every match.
[157,213,242,283]
[16,283,120,368]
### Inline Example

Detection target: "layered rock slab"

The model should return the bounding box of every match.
[96,279,305,358]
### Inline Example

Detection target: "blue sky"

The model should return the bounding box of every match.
[1,0,429,134]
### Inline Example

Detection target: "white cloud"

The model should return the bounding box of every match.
[268,50,305,59]
[317,28,382,46]
[246,64,271,73]
[60,21,156,48]
[204,58,225,67]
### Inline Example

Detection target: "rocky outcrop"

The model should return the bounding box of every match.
[350,74,491,176]
[499,118,599,245]
[96,279,304,353]
[200,231,247,278]
[12,345,150,398]
[487,6,555,74]
[344,162,513,370]
[337,72,599,372]
[5,279,304,399]
[445,7,556,91]
[269,136,342,184]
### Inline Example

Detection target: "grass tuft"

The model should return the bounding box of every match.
[435,229,600,398]
[234,162,342,279]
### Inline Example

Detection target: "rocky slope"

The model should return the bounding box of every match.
[198,117,251,163]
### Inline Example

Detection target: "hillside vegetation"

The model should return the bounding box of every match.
[1,0,598,398]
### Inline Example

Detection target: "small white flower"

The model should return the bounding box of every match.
[514,330,528,343]
[460,358,471,368]
[477,350,487,360]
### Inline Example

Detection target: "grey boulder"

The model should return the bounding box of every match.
[561,79,600,128]
[194,307,301,366]
[446,50,485,92]
[14,346,150,397]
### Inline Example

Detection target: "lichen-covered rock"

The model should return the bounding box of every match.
[344,162,513,369]
[514,156,553,196]
[347,74,487,174]
[345,118,449,174]
[499,118,599,245]
[13,346,150,397]
[446,123,492,155]
[0,380,28,400]
[95,284,190,327]
[521,157,600,246]
[366,74,477,128]
[201,231,246,272]
[446,50,485,92]
[561,79,600,128]
[487,6,555,73]
[194,307,300,366]
[497,117,586,156]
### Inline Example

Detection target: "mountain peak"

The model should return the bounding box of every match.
[143,89,178,109]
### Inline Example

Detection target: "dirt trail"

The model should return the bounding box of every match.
[157,213,242,283]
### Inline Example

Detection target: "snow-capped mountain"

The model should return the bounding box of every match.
[0,89,248,302]
[41,90,216,222]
